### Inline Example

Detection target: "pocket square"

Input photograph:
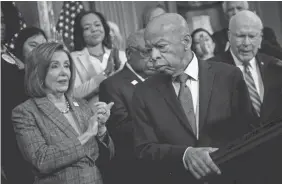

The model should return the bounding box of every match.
[131,80,138,85]
[73,101,79,106]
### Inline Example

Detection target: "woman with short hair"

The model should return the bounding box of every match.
[12,42,114,184]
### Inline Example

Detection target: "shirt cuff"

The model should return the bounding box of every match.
[182,147,193,170]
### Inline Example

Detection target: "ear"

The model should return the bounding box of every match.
[182,33,192,50]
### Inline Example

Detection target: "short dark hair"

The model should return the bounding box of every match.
[142,4,167,28]
[191,28,218,55]
[25,42,76,98]
[73,11,112,51]
[14,27,47,62]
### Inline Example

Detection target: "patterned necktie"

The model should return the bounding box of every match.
[243,63,261,116]
[177,73,197,135]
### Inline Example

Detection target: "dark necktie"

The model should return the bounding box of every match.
[177,73,197,135]
[243,63,261,116]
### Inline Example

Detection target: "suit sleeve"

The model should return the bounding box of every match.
[12,105,87,174]
[132,89,187,167]
[99,81,132,136]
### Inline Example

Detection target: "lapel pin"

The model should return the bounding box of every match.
[131,80,138,85]
[261,62,264,65]
[73,101,79,106]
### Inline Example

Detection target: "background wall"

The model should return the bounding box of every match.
[15,1,282,46]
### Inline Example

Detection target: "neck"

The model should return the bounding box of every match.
[47,93,65,104]
[87,43,104,55]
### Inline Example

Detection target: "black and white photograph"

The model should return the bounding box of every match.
[1,1,282,184]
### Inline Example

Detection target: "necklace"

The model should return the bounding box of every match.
[60,100,70,114]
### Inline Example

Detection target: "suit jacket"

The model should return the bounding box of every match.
[12,95,114,184]
[212,27,282,60]
[71,48,127,107]
[99,65,144,184]
[1,58,34,184]
[211,50,282,124]
[131,60,254,184]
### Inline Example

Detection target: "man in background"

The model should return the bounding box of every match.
[99,29,156,184]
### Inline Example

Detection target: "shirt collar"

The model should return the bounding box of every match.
[183,52,199,81]
[83,46,111,57]
[230,49,256,69]
[126,63,146,82]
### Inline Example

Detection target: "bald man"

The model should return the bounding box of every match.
[99,29,156,184]
[213,10,282,124]
[213,1,282,60]
[131,13,254,184]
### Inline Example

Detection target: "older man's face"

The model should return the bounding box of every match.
[229,22,262,63]
[145,27,187,75]
[225,2,248,21]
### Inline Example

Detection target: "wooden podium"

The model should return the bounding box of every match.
[203,117,282,183]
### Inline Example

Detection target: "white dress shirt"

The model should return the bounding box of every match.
[230,50,264,102]
[172,53,199,139]
[126,63,146,82]
[176,53,200,169]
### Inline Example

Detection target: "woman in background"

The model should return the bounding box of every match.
[12,42,114,184]
[191,28,217,60]
[72,11,127,106]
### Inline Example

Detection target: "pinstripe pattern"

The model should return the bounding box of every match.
[12,95,114,184]
[244,65,261,116]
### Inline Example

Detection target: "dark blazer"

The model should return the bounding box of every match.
[99,65,144,184]
[212,27,282,60]
[12,95,114,184]
[211,50,282,124]
[1,58,33,184]
[131,60,254,184]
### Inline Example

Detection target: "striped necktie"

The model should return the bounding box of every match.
[177,73,197,135]
[243,63,261,116]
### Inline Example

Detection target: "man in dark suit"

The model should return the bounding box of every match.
[99,29,157,184]
[212,10,282,124]
[211,10,282,183]
[131,13,254,184]
[213,1,282,59]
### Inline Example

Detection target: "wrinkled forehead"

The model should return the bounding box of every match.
[232,19,262,33]
[145,23,181,43]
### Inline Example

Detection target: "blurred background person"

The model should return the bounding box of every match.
[12,42,115,184]
[99,29,156,184]
[108,21,125,51]
[1,23,47,184]
[142,4,167,28]
[72,11,127,107]
[14,27,47,63]
[191,28,217,60]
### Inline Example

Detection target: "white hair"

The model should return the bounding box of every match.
[222,1,249,14]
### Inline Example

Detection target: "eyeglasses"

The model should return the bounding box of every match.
[130,47,151,57]
[230,31,262,43]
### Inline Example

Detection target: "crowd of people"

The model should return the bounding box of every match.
[2,1,282,184]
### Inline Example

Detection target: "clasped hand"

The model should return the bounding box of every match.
[87,102,114,136]
[184,147,221,179]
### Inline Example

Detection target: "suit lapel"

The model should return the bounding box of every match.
[156,75,196,137]
[33,97,79,138]
[198,60,214,131]
[66,95,88,133]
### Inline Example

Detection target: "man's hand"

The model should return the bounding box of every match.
[183,147,221,179]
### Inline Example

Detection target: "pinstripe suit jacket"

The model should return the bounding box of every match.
[12,95,114,184]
